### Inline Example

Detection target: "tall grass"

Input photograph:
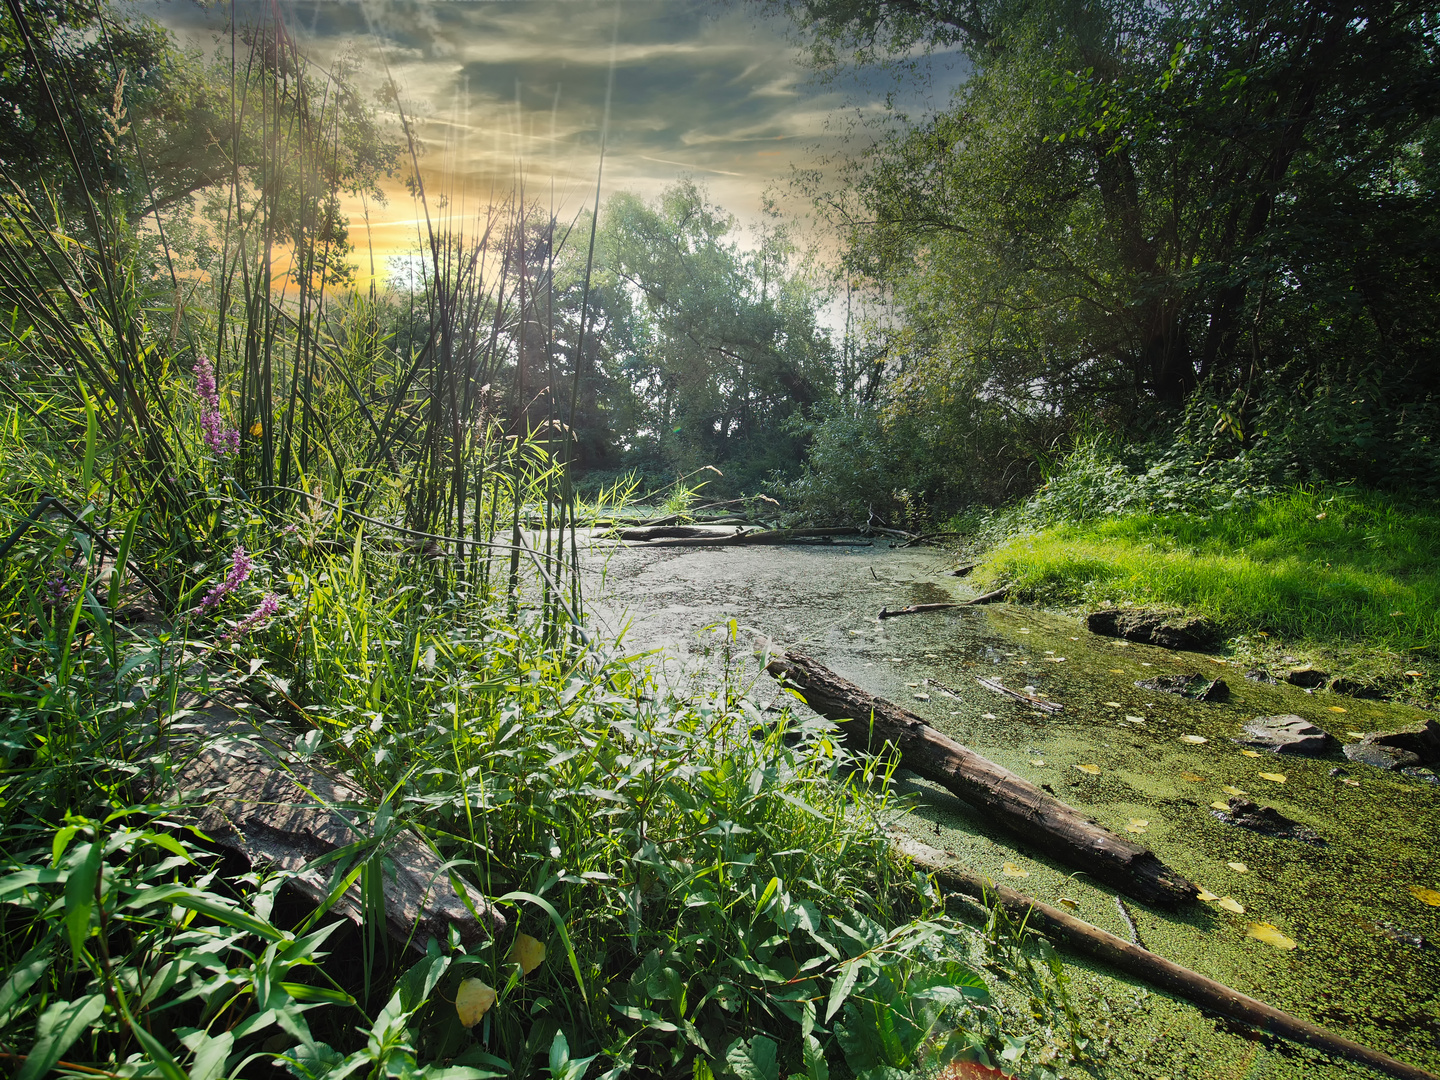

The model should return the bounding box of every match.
[981,487,1440,655]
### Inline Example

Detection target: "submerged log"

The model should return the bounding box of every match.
[762,648,1195,906]
[895,835,1437,1080]
[163,692,505,952]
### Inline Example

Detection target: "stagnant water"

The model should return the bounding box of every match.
[584,540,1440,1079]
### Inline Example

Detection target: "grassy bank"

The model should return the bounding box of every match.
[975,488,1440,695]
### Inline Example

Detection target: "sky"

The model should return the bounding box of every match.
[155,0,967,286]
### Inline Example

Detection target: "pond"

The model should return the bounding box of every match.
[586,540,1440,1079]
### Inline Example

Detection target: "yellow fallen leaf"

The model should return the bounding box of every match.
[1180,771,1204,782]
[456,979,496,1027]
[1125,715,1147,724]
[1328,706,1347,713]
[1340,778,1360,787]
[1346,731,1365,739]
[1104,701,1122,708]
[1207,657,1228,665]
[1045,656,1067,662]
[1247,923,1297,950]
[1239,749,1262,758]
[1259,772,1287,784]
[1126,819,1150,833]
[1002,861,1029,877]
[1018,629,1031,634]
[1211,800,1232,810]
[1058,897,1080,910]
[1218,897,1245,914]
[1179,734,1208,744]
[508,933,546,975]
[1405,670,1425,678]
[1196,887,1220,902]
[1074,763,1100,775]
[1410,885,1440,906]
[1109,668,1126,674]
[1031,758,1046,766]
[1222,785,1247,796]
[1227,861,1249,873]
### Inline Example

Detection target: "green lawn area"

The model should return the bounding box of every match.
[980,488,1440,655]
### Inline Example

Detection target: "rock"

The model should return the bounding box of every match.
[1134,674,1229,701]
[1235,715,1337,756]
[1327,675,1384,700]
[1328,766,1348,777]
[1211,798,1324,843]
[1343,741,1421,771]
[1373,922,1427,949]
[1400,767,1440,785]
[1285,665,1328,688]
[1086,609,1219,651]
[1343,718,1440,770]
[1244,668,1280,685]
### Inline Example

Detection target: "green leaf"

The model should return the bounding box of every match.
[63,841,103,956]
[0,938,52,1021]
[16,995,105,1080]
[725,1035,779,1080]
[497,891,587,1005]
[825,958,863,1022]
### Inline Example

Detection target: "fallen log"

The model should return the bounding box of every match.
[975,675,1064,713]
[626,527,865,548]
[614,524,745,541]
[162,692,506,952]
[762,648,1195,906]
[894,835,1437,1080]
[876,586,1009,619]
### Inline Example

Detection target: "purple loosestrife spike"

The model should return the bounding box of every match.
[223,592,280,644]
[194,354,239,455]
[192,546,253,614]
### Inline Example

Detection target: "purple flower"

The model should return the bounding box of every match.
[192,546,252,614]
[194,354,239,455]
[223,592,280,643]
[44,573,74,606]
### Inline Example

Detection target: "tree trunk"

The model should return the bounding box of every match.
[763,649,1196,906]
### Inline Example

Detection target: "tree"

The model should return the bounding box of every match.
[598,180,838,483]
[768,0,1440,483]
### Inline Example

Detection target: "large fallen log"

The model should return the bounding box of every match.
[626,527,866,548]
[894,835,1437,1080]
[762,648,1196,906]
[161,692,506,952]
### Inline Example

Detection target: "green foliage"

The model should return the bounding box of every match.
[980,485,1440,657]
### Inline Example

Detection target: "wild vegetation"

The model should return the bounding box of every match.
[0,2,1103,1078]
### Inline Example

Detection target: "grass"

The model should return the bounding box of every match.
[977,487,1440,691]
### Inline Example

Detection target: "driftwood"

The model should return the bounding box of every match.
[162,692,505,952]
[975,675,1064,713]
[895,835,1437,1080]
[625,527,866,548]
[762,648,1195,905]
[876,586,1009,620]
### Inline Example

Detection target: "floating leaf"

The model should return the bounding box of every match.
[1179,734,1208,744]
[1247,923,1297,950]
[1346,731,1365,739]
[1180,771,1204,782]
[913,693,931,701]
[1222,785,1247,796]
[1227,862,1249,874]
[1045,656,1067,663]
[1340,778,1360,787]
[1126,819,1149,833]
[1239,749,1262,758]
[982,712,998,720]
[1196,887,1220,902]
[1125,715,1146,724]
[1030,759,1046,766]
[1328,706,1347,713]
[456,979,496,1027]
[1104,701,1122,708]
[1410,885,1440,907]
[1258,772,1286,784]
[1017,629,1030,634]
[1405,670,1425,678]
[508,933,546,975]
[1217,897,1245,914]
[1058,897,1079,910]
[1211,800,1231,810]
[1001,862,1029,878]
[1109,669,1126,674]
[1074,763,1100,775]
